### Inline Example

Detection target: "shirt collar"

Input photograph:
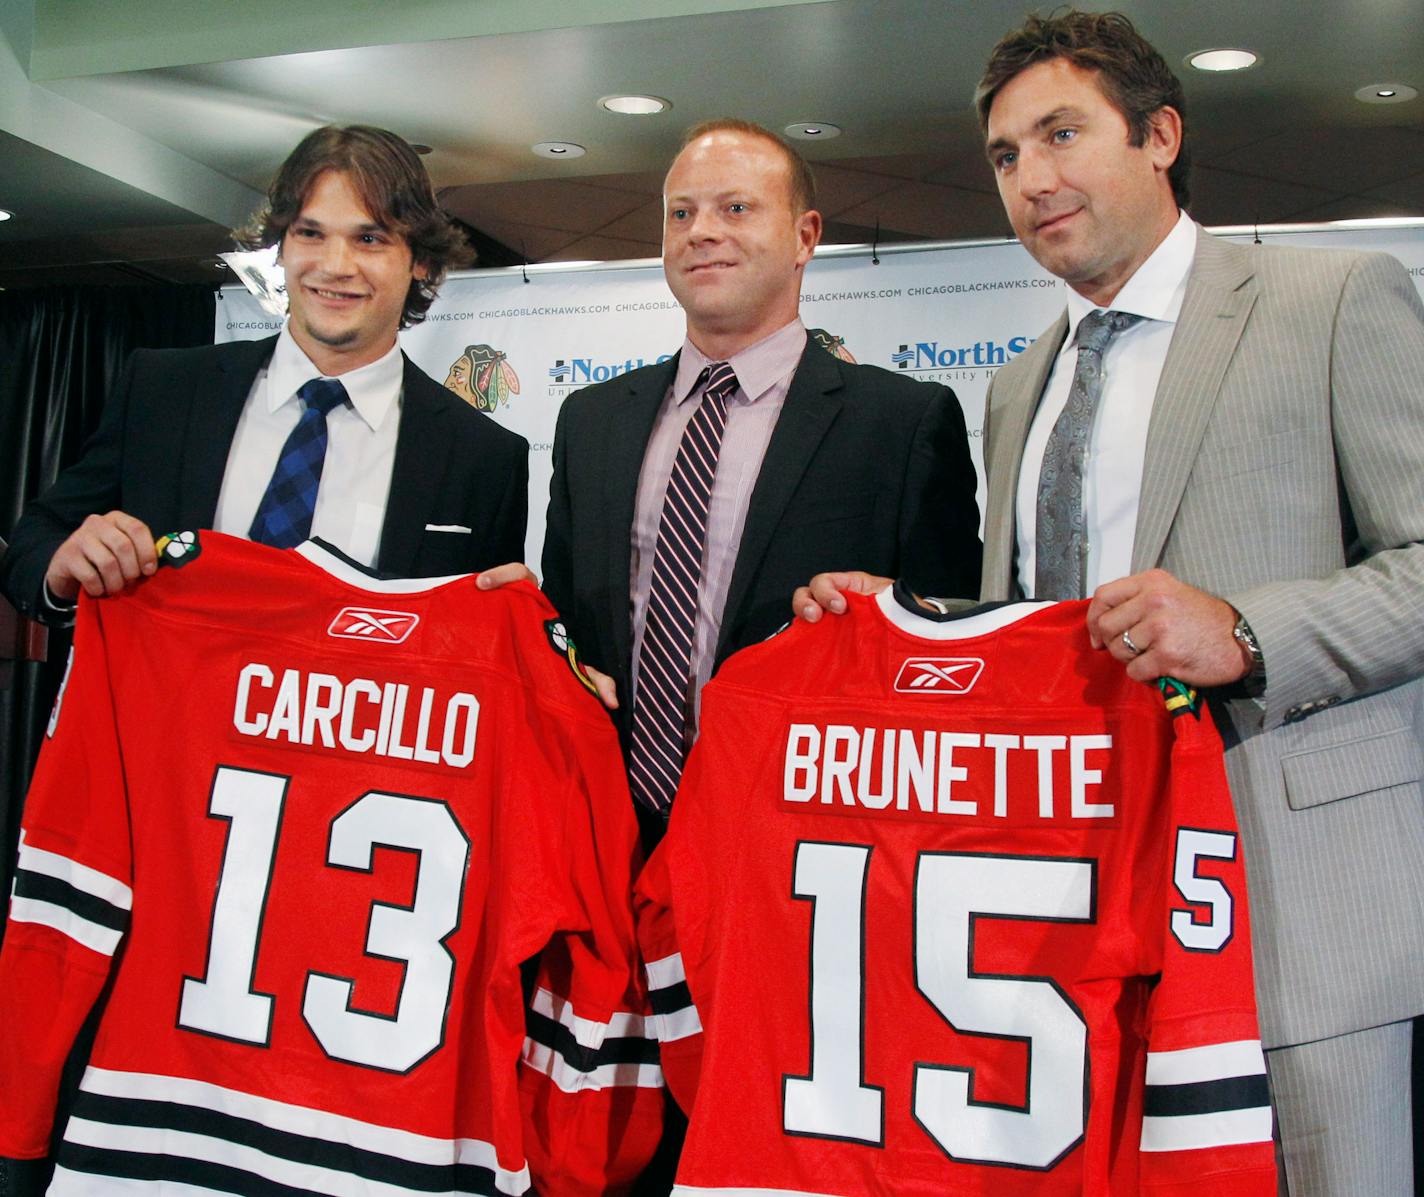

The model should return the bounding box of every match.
[672,319,808,406]
[266,324,405,431]
[1062,210,1197,350]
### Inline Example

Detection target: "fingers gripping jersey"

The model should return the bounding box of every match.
[0,532,661,1196]
[637,589,1276,1197]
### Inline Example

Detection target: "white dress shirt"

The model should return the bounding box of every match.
[214,326,404,568]
[1015,210,1198,597]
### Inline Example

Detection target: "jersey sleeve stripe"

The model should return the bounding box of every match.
[528,985,651,1046]
[520,1039,665,1093]
[644,952,689,990]
[1144,1039,1266,1085]
[74,1067,530,1192]
[1140,1105,1275,1152]
[643,953,703,1042]
[17,833,132,910]
[1144,1073,1271,1119]
[8,896,126,956]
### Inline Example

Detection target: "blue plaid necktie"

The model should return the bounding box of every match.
[628,361,738,815]
[249,377,349,549]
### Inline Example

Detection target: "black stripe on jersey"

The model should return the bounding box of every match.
[13,869,129,932]
[525,1008,661,1072]
[1144,1073,1271,1118]
[648,979,692,1017]
[66,1091,514,1195]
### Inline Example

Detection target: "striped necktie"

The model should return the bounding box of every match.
[249,377,349,550]
[628,360,739,815]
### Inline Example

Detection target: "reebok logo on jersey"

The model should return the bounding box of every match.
[327,608,420,644]
[893,657,984,694]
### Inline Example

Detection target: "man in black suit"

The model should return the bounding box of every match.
[540,119,980,844]
[0,125,527,623]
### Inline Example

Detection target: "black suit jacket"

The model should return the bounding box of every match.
[0,336,529,621]
[542,341,981,744]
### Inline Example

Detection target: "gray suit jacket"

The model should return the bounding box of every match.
[982,227,1424,1048]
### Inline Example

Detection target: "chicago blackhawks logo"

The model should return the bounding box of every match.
[1158,677,1202,718]
[444,344,521,411]
[546,619,600,697]
[155,530,201,568]
[808,328,856,364]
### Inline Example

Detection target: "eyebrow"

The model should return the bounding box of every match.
[291,216,387,235]
[985,106,1086,158]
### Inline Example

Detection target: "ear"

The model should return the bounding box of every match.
[1145,105,1183,174]
[412,258,430,282]
[794,208,823,267]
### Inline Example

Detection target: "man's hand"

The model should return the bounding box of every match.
[793,571,893,622]
[45,511,157,602]
[476,562,619,710]
[1086,568,1252,687]
[476,562,538,590]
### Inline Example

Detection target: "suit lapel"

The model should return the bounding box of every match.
[981,316,1065,600]
[717,344,842,659]
[1131,230,1258,571]
[607,356,680,675]
[177,336,276,532]
[378,356,453,575]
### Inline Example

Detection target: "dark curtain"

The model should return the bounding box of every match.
[0,284,215,909]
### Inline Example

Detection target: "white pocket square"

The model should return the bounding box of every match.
[425,523,472,534]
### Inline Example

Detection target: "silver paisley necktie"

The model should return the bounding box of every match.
[1034,309,1143,600]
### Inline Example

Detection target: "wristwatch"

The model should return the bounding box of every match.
[1231,611,1266,695]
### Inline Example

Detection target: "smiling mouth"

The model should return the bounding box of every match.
[687,261,735,274]
[1034,209,1081,234]
[309,285,366,302]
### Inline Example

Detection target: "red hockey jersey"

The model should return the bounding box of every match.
[637,587,1275,1196]
[0,531,661,1196]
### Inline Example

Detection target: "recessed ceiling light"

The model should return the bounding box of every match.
[532,141,586,159]
[784,121,841,140]
[1355,82,1417,104]
[1187,48,1258,72]
[0,209,13,222]
[600,95,670,115]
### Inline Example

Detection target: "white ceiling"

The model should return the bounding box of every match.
[2,0,1422,284]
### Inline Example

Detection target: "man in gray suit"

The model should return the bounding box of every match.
[799,10,1424,1194]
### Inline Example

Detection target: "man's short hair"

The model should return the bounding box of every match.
[235,125,472,328]
[673,118,818,215]
[975,10,1191,209]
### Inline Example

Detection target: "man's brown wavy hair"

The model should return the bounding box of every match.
[975,10,1191,209]
[235,125,472,327]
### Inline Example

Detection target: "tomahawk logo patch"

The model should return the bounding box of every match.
[327,607,420,644]
[894,657,985,694]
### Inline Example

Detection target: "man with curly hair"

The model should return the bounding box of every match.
[1,125,528,622]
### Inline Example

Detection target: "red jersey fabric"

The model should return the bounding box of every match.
[0,530,660,1196]
[638,587,1275,1197]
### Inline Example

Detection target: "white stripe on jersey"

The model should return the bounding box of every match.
[48,1168,226,1196]
[1145,1039,1266,1085]
[78,1067,530,1192]
[63,1119,441,1197]
[520,1039,664,1093]
[17,831,133,910]
[655,1004,703,1043]
[530,985,651,1048]
[672,1187,847,1197]
[1140,1105,1275,1153]
[8,896,123,956]
[644,952,689,990]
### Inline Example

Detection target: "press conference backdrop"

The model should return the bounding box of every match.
[216,226,1424,571]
